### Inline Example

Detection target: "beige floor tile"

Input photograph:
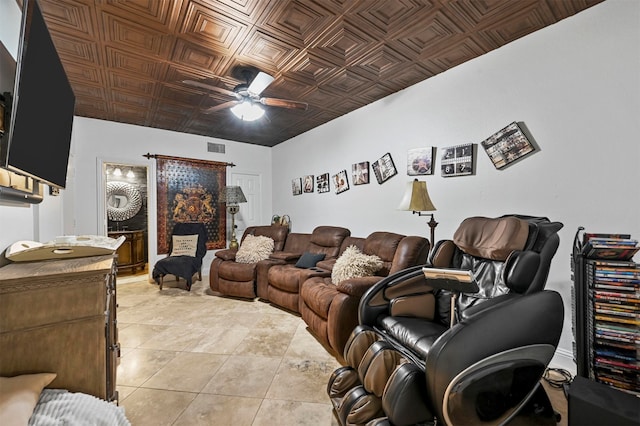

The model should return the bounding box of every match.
[285,325,343,364]
[252,399,336,426]
[266,357,337,404]
[117,348,177,387]
[172,394,262,426]
[116,384,137,402]
[138,325,208,351]
[186,326,250,354]
[118,323,168,349]
[143,352,228,392]
[120,388,197,426]
[201,355,281,398]
[233,327,296,357]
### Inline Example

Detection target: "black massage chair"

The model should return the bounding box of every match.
[327,215,564,425]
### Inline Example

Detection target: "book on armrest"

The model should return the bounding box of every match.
[422,267,480,293]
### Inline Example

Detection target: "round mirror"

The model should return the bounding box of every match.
[107,181,142,221]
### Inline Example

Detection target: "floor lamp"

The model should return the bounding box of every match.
[398,179,438,247]
[221,186,247,249]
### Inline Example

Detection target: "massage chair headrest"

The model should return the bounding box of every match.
[452,216,530,261]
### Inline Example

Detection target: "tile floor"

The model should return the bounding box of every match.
[115,274,569,426]
[116,275,341,426]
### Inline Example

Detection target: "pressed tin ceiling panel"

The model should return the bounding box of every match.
[36,0,604,147]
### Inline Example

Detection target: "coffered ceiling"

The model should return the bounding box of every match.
[38,0,604,147]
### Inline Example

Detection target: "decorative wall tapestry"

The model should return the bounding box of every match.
[151,154,229,253]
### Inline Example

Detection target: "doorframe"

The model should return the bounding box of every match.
[97,157,155,276]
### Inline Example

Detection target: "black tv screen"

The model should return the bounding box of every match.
[0,0,75,189]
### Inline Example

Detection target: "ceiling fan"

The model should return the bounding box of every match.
[183,67,308,121]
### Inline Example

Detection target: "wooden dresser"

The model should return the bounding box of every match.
[0,255,119,402]
[108,230,145,273]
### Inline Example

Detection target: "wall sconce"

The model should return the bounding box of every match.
[398,179,438,246]
[220,186,247,249]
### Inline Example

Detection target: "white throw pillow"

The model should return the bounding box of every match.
[171,234,199,257]
[331,245,384,284]
[0,373,57,426]
[235,234,275,264]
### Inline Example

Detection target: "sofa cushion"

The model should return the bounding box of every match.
[300,279,339,319]
[236,234,274,264]
[295,252,326,268]
[332,246,383,284]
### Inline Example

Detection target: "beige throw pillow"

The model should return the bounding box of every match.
[171,234,199,257]
[235,234,275,264]
[0,373,57,426]
[332,245,383,284]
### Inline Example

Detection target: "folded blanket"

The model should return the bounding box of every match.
[29,389,130,426]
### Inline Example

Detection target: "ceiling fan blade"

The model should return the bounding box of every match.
[247,72,274,96]
[202,100,238,114]
[260,97,308,111]
[183,80,235,97]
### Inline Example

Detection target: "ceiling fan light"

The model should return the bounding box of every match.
[231,101,265,121]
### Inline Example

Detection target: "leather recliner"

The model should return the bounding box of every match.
[328,215,565,426]
[263,226,350,313]
[209,225,289,298]
[299,232,429,361]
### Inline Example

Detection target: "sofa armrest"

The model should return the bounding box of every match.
[215,249,237,261]
[269,251,302,262]
[337,275,383,298]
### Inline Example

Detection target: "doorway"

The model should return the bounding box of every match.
[104,162,149,276]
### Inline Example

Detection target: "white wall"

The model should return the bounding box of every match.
[70,118,272,274]
[272,0,640,371]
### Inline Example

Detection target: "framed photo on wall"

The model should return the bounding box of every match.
[407,147,435,175]
[372,153,397,184]
[292,177,302,195]
[441,143,475,177]
[352,161,370,185]
[333,170,349,194]
[481,122,536,170]
[317,173,330,193]
[303,175,314,193]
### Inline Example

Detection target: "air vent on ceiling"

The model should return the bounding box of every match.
[207,142,225,153]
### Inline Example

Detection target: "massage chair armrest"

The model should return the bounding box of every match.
[215,248,237,261]
[458,293,521,322]
[359,265,426,327]
[337,275,383,298]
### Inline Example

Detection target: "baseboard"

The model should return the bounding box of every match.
[549,348,576,375]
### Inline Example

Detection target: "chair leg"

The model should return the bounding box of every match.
[159,275,164,290]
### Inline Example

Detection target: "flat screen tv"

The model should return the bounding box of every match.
[0,0,75,189]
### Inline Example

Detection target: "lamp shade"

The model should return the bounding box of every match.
[230,101,265,121]
[398,179,436,212]
[220,186,247,205]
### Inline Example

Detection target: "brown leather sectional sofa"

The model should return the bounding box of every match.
[209,225,430,360]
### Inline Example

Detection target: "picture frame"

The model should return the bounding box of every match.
[481,122,536,170]
[303,175,314,193]
[316,173,330,193]
[372,153,397,184]
[332,170,349,194]
[292,177,302,195]
[441,143,475,177]
[352,161,370,185]
[407,147,434,175]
